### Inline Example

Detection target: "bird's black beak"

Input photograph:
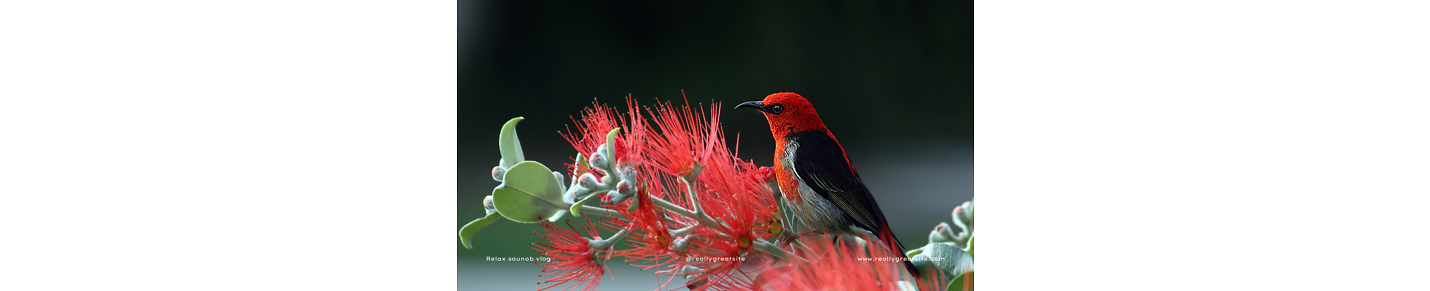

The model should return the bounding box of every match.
[734,101,764,112]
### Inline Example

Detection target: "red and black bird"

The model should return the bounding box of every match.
[736,92,919,276]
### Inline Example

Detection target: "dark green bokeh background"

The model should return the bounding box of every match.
[460,1,970,289]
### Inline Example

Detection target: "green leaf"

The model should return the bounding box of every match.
[604,127,620,163]
[568,190,602,217]
[905,246,926,258]
[458,215,501,249]
[946,271,973,291]
[492,161,568,223]
[924,242,974,278]
[574,153,590,175]
[498,117,525,168]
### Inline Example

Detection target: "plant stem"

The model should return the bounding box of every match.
[605,225,631,245]
[651,195,694,218]
[670,225,698,236]
[752,240,788,260]
[677,177,723,229]
[579,205,627,219]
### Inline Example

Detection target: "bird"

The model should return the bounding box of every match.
[735,92,920,277]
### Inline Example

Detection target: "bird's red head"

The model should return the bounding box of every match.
[734,92,827,138]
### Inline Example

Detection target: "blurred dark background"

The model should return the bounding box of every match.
[459,0,971,289]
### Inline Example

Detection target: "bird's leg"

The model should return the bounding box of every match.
[777,230,830,248]
[832,232,870,250]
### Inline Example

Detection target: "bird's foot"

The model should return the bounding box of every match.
[776,230,830,248]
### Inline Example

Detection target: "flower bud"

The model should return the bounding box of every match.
[751,166,775,182]
[606,191,629,205]
[572,184,594,198]
[682,265,708,289]
[617,181,636,195]
[953,204,973,234]
[552,171,565,187]
[671,236,692,254]
[491,166,505,182]
[592,157,609,172]
[620,166,638,183]
[957,202,973,221]
[578,173,600,190]
[929,222,956,244]
[591,145,612,170]
[959,202,974,228]
[483,195,497,216]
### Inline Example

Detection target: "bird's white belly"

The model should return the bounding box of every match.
[782,164,854,233]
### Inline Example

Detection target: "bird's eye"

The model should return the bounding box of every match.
[769,104,784,114]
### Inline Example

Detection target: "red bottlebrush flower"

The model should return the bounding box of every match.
[691,140,780,245]
[678,226,762,291]
[561,97,648,176]
[748,166,774,183]
[554,94,788,291]
[644,97,721,179]
[640,97,781,291]
[756,234,942,291]
[643,97,778,231]
[532,218,611,291]
[608,186,691,290]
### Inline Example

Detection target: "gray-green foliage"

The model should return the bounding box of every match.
[491,161,568,223]
[905,199,975,288]
[460,118,631,250]
[461,116,977,291]
[460,117,572,248]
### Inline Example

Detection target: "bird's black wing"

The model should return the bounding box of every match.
[786,130,890,233]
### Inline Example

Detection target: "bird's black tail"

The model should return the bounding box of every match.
[903,257,922,279]
[878,224,922,278]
